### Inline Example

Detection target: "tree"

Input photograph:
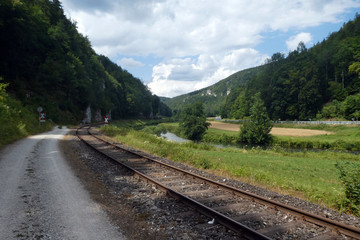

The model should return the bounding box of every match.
[239,93,272,144]
[343,93,360,120]
[317,100,344,119]
[179,102,210,142]
[230,91,249,119]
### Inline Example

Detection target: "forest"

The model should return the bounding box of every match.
[165,15,360,121]
[222,15,360,121]
[0,0,171,125]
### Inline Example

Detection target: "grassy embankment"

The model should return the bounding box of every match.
[0,84,54,147]
[101,120,359,215]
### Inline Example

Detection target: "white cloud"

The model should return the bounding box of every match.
[148,49,268,97]
[63,0,360,58]
[117,57,144,68]
[286,32,313,51]
[61,0,360,97]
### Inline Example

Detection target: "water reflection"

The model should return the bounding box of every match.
[160,132,189,143]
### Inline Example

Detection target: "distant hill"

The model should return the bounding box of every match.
[163,66,263,116]
[165,15,360,121]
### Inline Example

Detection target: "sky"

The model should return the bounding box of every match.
[60,0,360,98]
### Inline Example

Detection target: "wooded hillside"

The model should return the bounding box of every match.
[164,66,262,116]
[165,15,360,121]
[224,15,360,121]
[0,0,170,124]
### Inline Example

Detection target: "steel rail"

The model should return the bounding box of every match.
[77,125,360,239]
[77,125,271,240]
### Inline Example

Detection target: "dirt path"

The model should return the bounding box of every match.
[208,121,332,136]
[0,127,125,240]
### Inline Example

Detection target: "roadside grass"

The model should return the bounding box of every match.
[0,101,54,147]
[100,123,359,213]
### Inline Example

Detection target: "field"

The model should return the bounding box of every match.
[100,121,360,216]
[208,121,333,136]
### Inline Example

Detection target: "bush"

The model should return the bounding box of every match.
[239,93,272,145]
[0,81,53,146]
[335,161,360,216]
[343,93,360,120]
[179,102,210,142]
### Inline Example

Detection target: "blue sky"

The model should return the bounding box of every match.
[61,0,360,98]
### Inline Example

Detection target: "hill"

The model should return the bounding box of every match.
[223,15,360,121]
[165,15,360,121]
[164,66,262,116]
[0,0,171,125]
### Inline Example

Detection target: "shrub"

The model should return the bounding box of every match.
[179,102,210,142]
[335,161,360,216]
[0,81,53,146]
[343,93,360,120]
[239,93,272,145]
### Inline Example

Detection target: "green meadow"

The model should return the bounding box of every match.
[101,121,360,215]
[273,124,360,151]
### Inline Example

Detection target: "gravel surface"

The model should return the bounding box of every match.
[0,127,124,240]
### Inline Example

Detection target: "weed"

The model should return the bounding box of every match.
[335,161,360,216]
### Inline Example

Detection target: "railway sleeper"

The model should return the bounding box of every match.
[195,194,232,203]
[258,221,300,237]
[152,175,180,181]
[308,231,339,240]
[232,212,264,223]
[185,189,215,197]
[213,203,249,212]
[170,183,204,190]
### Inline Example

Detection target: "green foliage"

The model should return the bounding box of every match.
[179,102,210,142]
[229,90,249,119]
[0,80,53,146]
[317,100,344,120]
[335,161,360,216]
[343,93,360,120]
[0,0,170,124]
[318,93,360,120]
[239,93,272,145]
[328,81,347,101]
[219,15,360,121]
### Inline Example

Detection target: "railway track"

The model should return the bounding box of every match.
[76,125,360,240]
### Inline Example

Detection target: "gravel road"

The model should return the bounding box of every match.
[0,127,125,240]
